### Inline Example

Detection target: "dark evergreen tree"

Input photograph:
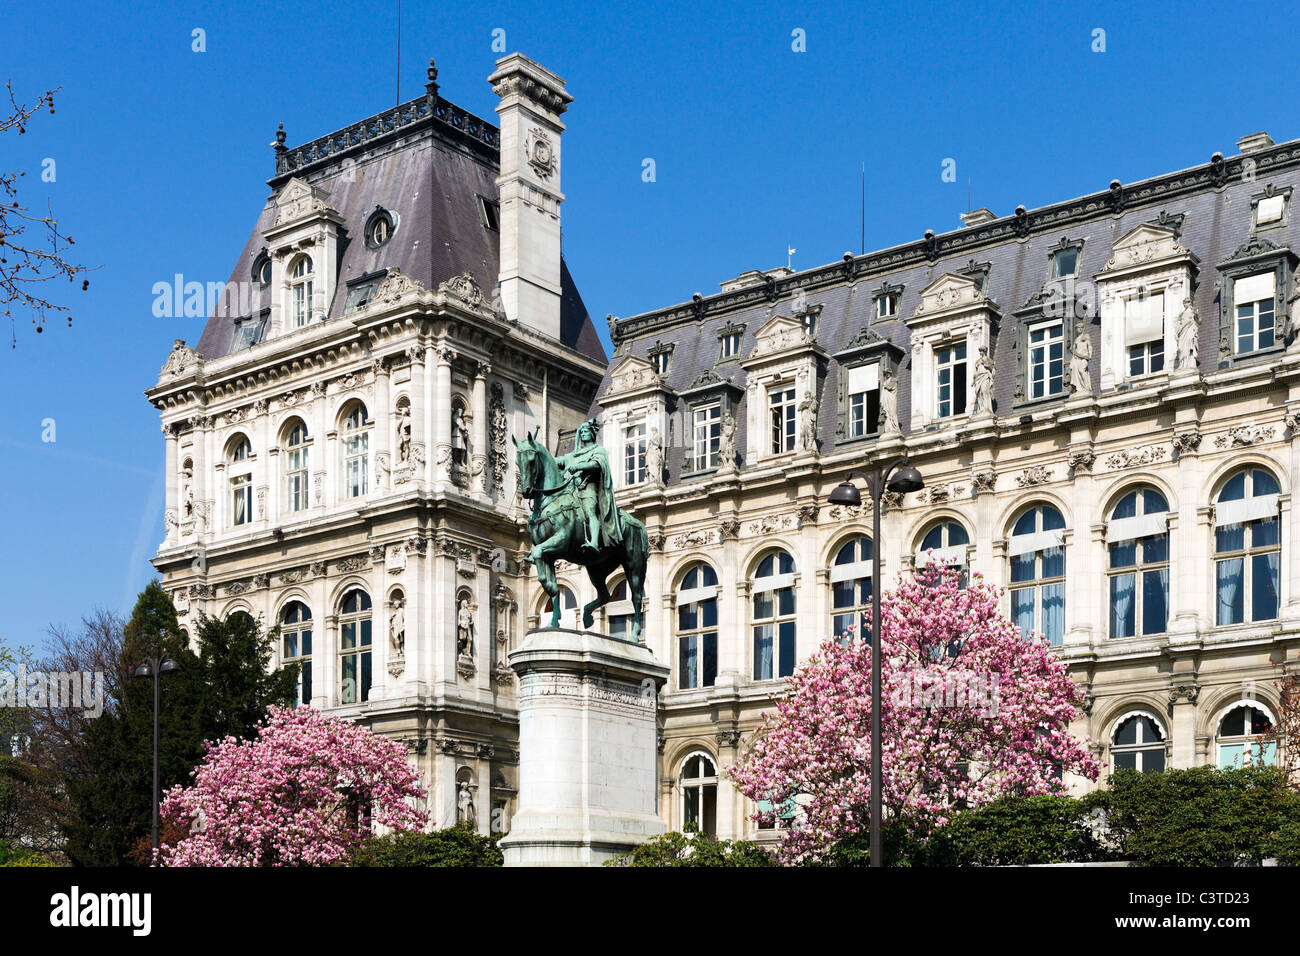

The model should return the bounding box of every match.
[193,610,297,744]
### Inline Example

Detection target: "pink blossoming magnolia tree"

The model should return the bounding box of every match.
[158,705,428,866]
[728,565,1100,864]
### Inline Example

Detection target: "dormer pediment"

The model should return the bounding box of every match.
[1098,223,1198,278]
[744,314,820,361]
[605,355,671,400]
[270,177,341,229]
[910,273,994,324]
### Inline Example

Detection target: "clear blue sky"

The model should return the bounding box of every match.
[2,0,1294,653]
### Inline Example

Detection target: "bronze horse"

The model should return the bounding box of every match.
[513,429,648,641]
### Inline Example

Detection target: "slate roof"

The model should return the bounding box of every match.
[595,137,1300,483]
[195,91,605,364]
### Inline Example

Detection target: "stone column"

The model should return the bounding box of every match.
[373,358,392,494]
[433,345,454,485]
[163,424,178,543]
[501,629,669,866]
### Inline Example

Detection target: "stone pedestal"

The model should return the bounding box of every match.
[500,627,668,867]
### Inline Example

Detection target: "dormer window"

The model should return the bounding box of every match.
[289,255,314,328]
[720,331,741,358]
[364,207,396,249]
[799,311,817,336]
[252,252,272,286]
[1124,291,1166,377]
[648,342,674,376]
[1234,273,1276,354]
[1251,185,1290,230]
[875,292,899,319]
[935,342,968,417]
[1051,246,1079,280]
[232,312,267,350]
[477,195,500,232]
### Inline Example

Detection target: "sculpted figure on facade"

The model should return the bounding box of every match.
[457,780,476,826]
[645,427,664,487]
[1287,273,1300,348]
[457,596,476,656]
[397,402,412,463]
[798,391,819,451]
[452,402,470,467]
[1069,327,1093,394]
[1175,297,1199,371]
[879,368,900,433]
[389,596,406,655]
[718,411,738,470]
[972,346,995,415]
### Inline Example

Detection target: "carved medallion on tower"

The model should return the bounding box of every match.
[525,127,555,180]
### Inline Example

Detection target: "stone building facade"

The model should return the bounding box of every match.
[146,54,606,834]
[592,132,1300,840]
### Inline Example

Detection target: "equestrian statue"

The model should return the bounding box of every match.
[513,419,649,641]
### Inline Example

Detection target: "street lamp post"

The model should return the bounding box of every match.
[827,457,923,867]
[132,655,180,858]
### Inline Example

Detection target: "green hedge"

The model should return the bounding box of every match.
[923,795,1110,866]
[1081,766,1298,867]
[605,831,776,867]
[349,823,503,867]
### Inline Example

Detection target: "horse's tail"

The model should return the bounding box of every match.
[625,513,648,572]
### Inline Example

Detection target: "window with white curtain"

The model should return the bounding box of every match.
[1234,273,1276,354]
[341,403,369,499]
[1111,714,1165,772]
[283,419,309,513]
[1216,704,1276,768]
[677,563,718,689]
[228,436,253,527]
[289,254,314,328]
[1215,468,1281,625]
[1107,487,1169,638]
[680,753,718,835]
[846,363,881,438]
[831,536,873,643]
[916,520,970,588]
[623,422,647,485]
[1009,505,1066,645]
[1125,291,1165,376]
[752,550,796,680]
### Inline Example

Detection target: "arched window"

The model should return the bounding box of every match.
[1111,713,1165,773]
[339,589,372,704]
[680,753,718,835]
[280,601,312,706]
[831,536,873,643]
[283,419,309,513]
[289,254,314,328]
[1009,505,1066,645]
[542,586,577,630]
[228,436,253,527]
[677,563,718,689]
[916,520,970,585]
[1216,703,1276,768]
[341,403,369,499]
[752,550,796,680]
[605,578,633,640]
[1215,468,1281,626]
[1106,487,1169,638]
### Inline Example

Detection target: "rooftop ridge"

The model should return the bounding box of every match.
[270,58,500,185]
[610,136,1300,345]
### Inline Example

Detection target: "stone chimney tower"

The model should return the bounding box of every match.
[489,54,573,341]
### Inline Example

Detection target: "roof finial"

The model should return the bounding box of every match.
[274,123,286,151]
[425,57,440,102]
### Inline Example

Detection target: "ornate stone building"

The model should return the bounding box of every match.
[593,132,1300,840]
[146,54,606,833]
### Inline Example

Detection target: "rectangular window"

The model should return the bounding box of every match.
[477,195,500,231]
[692,403,722,471]
[1028,322,1064,399]
[769,385,797,453]
[283,630,312,706]
[935,342,967,418]
[800,312,818,336]
[344,435,368,498]
[231,474,252,526]
[624,423,647,484]
[340,618,372,704]
[286,450,308,512]
[651,351,671,375]
[846,363,880,437]
[1052,248,1079,279]
[1124,292,1165,376]
[1234,273,1276,354]
[720,332,742,358]
[752,587,796,680]
[1257,194,1286,225]
[875,293,898,319]
[678,593,718,690]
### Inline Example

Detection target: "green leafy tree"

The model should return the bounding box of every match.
[605,831,776,867]
[350,823,503,867]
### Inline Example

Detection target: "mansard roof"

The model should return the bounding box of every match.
[595,135,1300,481]
[194,65,604,364]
